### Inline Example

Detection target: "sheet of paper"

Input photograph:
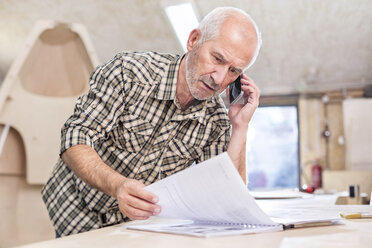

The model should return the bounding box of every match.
[124,216,282,237]
[128,220,282,237]
[146,152,276,226]
[256,198,346,226]
[249,189,309,199]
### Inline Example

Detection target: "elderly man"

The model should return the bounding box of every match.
[42,6,261,236]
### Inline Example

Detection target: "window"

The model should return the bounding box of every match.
[163,1,199,52]
[246,105,299,190]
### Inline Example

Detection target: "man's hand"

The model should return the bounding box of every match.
[62,145,161,220]
[226,74,260,183]
[227,74,260,130]
[116,178,161,220]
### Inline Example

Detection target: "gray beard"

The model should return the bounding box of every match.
[185,44,221,100]
[185,49,220,101]
[185,49,203,100]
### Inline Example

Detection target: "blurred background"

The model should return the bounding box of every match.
[1,0,372,93]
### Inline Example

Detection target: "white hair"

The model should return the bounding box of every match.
[197,7,262,70]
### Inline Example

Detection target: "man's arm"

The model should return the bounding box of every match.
[227,127,248,183]
[227,74,260,184]
[59,57,161,220]
[62,144,161,220]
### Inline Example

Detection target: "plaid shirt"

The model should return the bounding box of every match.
[41,51,230,236]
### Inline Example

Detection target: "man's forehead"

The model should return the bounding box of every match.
[211,50,243,72]
[213,21,257,63]
[210,37,255,70]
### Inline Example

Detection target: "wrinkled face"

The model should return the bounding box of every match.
[186,44,215,100]
[185,21,257,101]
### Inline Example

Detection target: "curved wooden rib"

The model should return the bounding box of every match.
[0,20,99,184]
[0,125,26,175]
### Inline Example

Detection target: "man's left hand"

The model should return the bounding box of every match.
[227,74,260,130]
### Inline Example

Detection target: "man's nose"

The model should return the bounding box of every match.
[211,65,229,85]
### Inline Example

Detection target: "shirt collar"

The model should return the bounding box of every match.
[153,54,213,126]
[154,54,183,101]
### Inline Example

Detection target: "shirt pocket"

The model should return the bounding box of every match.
[110,114,154,153]
[162,138,202,176]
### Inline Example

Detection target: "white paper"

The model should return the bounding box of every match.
[146,152,276,226]
[256,196,345,226]
[125,153,344,237]
[127,218,281,237]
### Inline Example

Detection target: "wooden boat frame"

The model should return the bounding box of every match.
[0,20,99,184]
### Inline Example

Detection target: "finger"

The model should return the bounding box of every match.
[226,87,231,104]
[241,85,260,105]
[132,216,150,220]
[241,84,260,99]
[125,205,154,220]
[240,75,259,88]
[126,181,159,204]
[240,74,253,83]
[240,77,258,89]
[127,194,161,214]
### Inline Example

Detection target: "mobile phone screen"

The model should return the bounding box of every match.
[229,75,243,104]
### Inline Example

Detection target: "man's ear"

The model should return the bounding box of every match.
[186,29,201,52]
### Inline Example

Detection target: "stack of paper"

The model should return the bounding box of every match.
[125,153,342,237]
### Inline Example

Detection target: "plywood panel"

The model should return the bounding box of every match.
[0,21,99,184]
[0,125,26,175]
[19,24,92,97]
[326,103,345,170]
[298,98,326,185]
[323,170,372,195]
[343,99,372,170]
[0,175,54,247]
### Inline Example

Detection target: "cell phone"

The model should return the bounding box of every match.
[229,75,243,105]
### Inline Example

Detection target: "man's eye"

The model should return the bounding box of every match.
[230,68,239,74]
[214,56,223,63]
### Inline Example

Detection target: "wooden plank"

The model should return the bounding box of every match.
[326,103,345,170]
[343,98,372,170]
[298,98,326,185]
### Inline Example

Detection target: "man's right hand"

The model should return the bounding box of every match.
[116,178,161,220]
[61,145,161,220]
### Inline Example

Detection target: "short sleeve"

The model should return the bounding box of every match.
[60,57,125,155]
